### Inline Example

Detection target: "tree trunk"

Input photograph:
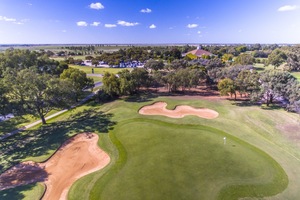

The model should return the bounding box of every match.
[41,115,47,124]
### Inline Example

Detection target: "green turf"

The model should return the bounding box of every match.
[0,183,44,200]
[86,119,287,200]
[69,64,130,75]
[69,97,294,200]
[3,95,300,199]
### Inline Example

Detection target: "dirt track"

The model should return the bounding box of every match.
[139,102,219,119]
[0,133,110,200]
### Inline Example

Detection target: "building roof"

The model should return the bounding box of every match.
[187,47,213,57]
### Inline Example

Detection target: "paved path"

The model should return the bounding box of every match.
[0,89,99,141]
[87,74,103,77]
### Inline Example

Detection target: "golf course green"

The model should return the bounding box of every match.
[2,95,300,199]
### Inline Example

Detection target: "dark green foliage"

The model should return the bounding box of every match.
[268,49,287,69]
[144,60,164,71]
[4,68,75,124]
[60,68,94,102]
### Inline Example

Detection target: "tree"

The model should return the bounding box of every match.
[0,81,10,116]
[60,68,94,102]
[118,69,135,95]
[257,70,296,106]
[268,49,287,69]
[144,60,164,71]
[130,68,150,90]
[218,78,237,100]
[4,69,74,124]
[235,70,260,97]
[234,54,254,65]
[102,72,120,97]
[222,54,233,62]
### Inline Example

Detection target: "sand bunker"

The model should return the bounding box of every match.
[139,102,219,119]
[0,133,110,200]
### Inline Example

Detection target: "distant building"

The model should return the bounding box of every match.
[183,46,213,58]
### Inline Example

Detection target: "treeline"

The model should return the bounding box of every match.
[0,49,94,124]
[100,55,300,112]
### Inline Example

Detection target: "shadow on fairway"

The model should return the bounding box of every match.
[0,184,38,200]
[0,109,116,174]
[230,99,261,107]
[124,93,158,103]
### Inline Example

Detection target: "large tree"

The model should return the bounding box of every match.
[0,81,10,116]
[144,60,164,71]
[218,78,237,100]
[257,70,296,106]
[268,49,287,69]
[4,69,74,124]
[60,68,94,102]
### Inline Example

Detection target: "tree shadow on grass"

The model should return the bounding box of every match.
[0,163,48,191]
[0,109,116,174]
[0,183,37,200]
[124,92,158,103]
[230,99,262,107]
[0,117,30,137]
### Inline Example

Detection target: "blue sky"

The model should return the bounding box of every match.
[0,0,300,44]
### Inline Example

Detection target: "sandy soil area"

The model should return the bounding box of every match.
[0,133,110,200]
[139,102,219,119]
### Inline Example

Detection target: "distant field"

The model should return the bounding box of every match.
[69,64,130,75]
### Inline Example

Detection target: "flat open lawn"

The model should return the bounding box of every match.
[2,95,300,199]
[69,65,128,75]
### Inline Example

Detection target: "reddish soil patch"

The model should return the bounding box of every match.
[139,102,219,119]
[0,133,110,200]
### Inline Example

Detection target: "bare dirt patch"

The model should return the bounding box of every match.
[139,102,219,119]
[0,133,110,200]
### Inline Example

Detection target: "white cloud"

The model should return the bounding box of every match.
[105,24,117,28]
[140,8,152,13]
[0,16,16,22]
[278,5,298,12]
[117,20,139,26]
[149,24,156,29]
[90,2,104,10]
[197,31,201,34]
[187,24,198,28]
[77,21,88,26]
[62,30,67,33]
[14,22,24,25]
[91,21,101,26]
[27,3,32,6]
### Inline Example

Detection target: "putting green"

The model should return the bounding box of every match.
[86,119,287,200]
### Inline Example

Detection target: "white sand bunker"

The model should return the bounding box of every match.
[139,102,219,119]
